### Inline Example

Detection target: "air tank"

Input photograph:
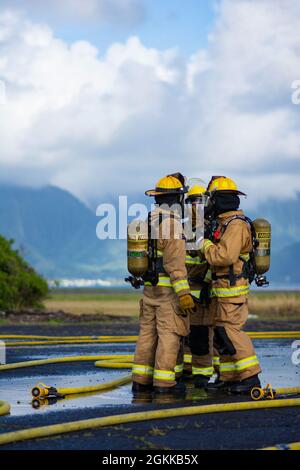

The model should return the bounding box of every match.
[253,218,271,275]
[127,220,148,277]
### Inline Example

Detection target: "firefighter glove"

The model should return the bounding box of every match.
[179,294,195,316]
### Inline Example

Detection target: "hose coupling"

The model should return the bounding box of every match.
[31,382,60,399]
[251,384,276,401]
[32,397,58,409]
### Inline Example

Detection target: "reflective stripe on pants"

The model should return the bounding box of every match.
[184,353,192,364]
[219,355,260,373]
[175,363,183,374]
[192,366,214,377]
[153,369,175,382]
[132,364,154,376]
[213,356,220,366]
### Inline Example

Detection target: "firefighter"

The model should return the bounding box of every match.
[132,173,195,394]
[200,176,261,394]
[183,184,215,388]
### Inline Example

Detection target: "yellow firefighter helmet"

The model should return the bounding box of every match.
[145,174,187,197]
[186,184,208,204]
[207,176,246,196]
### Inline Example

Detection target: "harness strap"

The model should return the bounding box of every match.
[144,212,181,286]
[213,216,252,287]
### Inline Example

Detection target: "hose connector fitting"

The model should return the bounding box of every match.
[31,382,59,398]
[251,384,276,401]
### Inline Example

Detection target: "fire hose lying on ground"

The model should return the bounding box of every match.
[0,333,299,448]
[0,396,300,447]
[0,331,299,347]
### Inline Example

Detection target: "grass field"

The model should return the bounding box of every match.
[44,288,300,321]
[45,288,141,317]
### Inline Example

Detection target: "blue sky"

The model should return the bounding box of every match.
[0,0,217,55]
[0,0,299,205]
[132,0,216,54]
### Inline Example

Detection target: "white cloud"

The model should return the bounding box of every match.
[0,1,300,206]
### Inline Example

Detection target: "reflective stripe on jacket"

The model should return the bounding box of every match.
[202,210,252,298]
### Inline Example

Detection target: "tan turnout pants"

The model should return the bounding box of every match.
[132,288,189,388]
[212,297,261,381]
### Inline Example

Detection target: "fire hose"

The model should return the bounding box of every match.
[0,398,300,446]
[0,400,10,417]
[0,331,299,347]
[0,336,299,446]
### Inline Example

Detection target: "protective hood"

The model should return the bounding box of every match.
[214,193,240,216]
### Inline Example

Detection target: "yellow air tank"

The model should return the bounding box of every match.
[127,220,148,277]
[253,218,271,274]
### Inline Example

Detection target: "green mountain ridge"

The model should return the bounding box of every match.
[0,185,126,280]
[0,184,298,285]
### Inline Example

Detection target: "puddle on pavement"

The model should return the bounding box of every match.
[0,340,299,417]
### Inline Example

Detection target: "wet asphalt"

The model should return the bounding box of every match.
[0,322,300,450]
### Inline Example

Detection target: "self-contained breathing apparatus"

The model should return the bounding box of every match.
[205,215,271,288]
[125,212,178,289]
[125,215,153,289]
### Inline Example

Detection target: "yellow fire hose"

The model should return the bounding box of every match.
[251,385,300,400]
[249,331,300,339]
[0,398,300,446]
[0,355,134,371]
[1,347,300,447]
[0,335,137,340]
[0,333,299,446]
[31,374,132,398]
[2,350,299,402]
[4,339,138,347]
[0,400,10,417]
[29,356,135,398]
[1,352,300,400]
[0,331,299,347]
[262,441,300,450]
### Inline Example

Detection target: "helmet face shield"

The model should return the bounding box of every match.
[187,194,210,207]
[186,177,210,206]
[184,201,204,251]
[187,177,206,189]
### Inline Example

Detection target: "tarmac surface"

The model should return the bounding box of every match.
[0,322,300,450]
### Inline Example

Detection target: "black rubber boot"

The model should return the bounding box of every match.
[132,382,153,393]
[154,382,186,395]
[228,374,261,395]
[181,369,193,381]
[193,374,210,389]
[206,378,236,392]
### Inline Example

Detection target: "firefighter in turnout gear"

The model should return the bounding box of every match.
[132,174,194,394]
[184,184,215,388]
[201,177,261,394]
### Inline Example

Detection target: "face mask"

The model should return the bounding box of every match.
[214,193,240,215]
[204,197,215,219]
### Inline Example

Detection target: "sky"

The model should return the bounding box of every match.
[0,0,299,207]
